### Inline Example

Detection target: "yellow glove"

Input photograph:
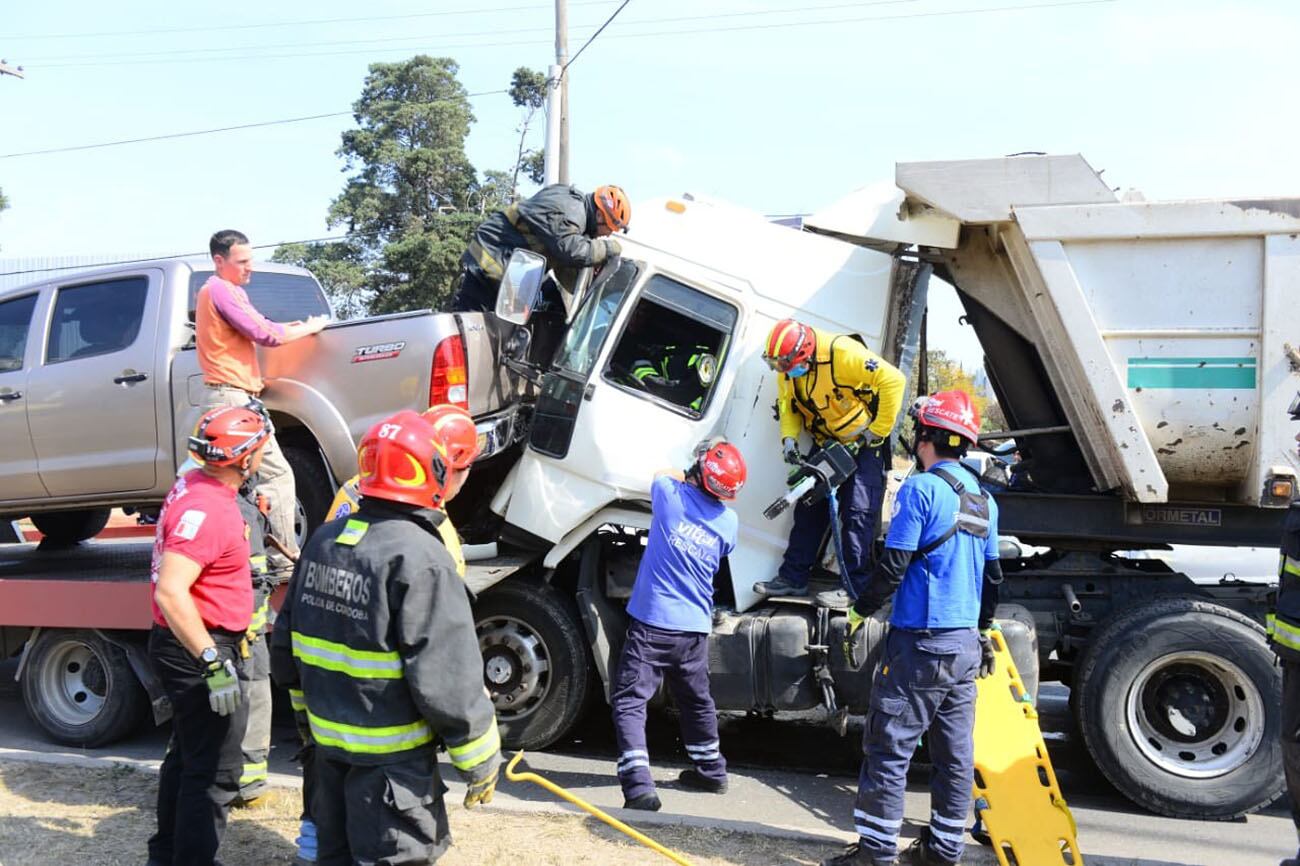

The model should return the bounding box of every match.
[847,607,866,636]
[464,766,499,808]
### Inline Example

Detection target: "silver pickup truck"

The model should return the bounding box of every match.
[0,256,525,544]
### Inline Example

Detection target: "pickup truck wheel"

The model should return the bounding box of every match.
[21,629,147,747]
[1073,596,1282,819]
[283,445,333,548]
[475,580,594,750]
[31,509,111,547]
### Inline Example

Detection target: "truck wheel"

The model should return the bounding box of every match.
[21,629,147,747]
[475,580,594,750]
[283,445,333,548]
[1073,596,1282,819]
[31,509,111,547]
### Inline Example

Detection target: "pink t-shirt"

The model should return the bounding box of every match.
[150,470,253,632]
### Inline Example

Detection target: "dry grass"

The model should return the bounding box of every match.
[0,762,838,865]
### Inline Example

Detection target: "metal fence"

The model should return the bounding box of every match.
[0,254,171,293]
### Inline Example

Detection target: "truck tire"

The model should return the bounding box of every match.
[31,509,111,547]
[1073,595,1282,819]
[21,629,147,747]
[283,444,333,549]
[475,580,594,750]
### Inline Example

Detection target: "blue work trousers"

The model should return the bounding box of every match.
[854,628,980,863]
[777,441,886,593]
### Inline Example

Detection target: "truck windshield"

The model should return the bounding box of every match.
[188,270,330,322]
[553,260,639,376]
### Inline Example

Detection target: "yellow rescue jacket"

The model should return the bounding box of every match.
[326,476,466,577]
[776,326,905,445]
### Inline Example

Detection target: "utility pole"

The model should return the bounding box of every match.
[543,0,569,185]
[0,59,24,79]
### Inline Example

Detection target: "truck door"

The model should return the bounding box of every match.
[26,273,161,496]
[0,291,48,501]
[509,262,741,542]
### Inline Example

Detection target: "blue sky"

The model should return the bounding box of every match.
[2,0,1296,367]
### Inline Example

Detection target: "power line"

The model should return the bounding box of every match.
[563,0,633,73]
[6,2,615,41]
[0,90,508,160]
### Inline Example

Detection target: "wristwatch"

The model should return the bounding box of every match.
[199,646,220,666]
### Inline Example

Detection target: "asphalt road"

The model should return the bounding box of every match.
[0,657,1294,866]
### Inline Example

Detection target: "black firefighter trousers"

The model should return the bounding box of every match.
[146,625,248,866]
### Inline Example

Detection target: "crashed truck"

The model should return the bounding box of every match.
[458,154,1297,822]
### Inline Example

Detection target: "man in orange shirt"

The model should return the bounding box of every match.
[196,230,329,571]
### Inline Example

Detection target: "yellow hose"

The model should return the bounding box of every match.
[504,751,694,866]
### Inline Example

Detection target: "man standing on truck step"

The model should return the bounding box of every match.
[270,406,500,865]
[197,229,330,574]
[449,183,631,312]
[146,401,273,866]
[821,390,1001,866]
[753,317,906,608]
[1268,410,1300,866]
[611,438,746,811]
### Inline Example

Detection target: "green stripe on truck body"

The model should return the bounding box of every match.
[1127,357,1256,390]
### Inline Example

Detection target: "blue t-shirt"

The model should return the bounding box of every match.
[627,476,738,634]
[884,460,999,630]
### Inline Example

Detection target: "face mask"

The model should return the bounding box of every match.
[786,363,809,378]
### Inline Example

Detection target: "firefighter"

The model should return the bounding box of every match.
[146,402,273,866]
[611,438,747,811]
[821,390,1001,866]
[1271,414,1300,866]
[753,318,906,607]
[270,406,499,866]
[626,343,716,413]
[232,477,275,806]
[449,183,631,313]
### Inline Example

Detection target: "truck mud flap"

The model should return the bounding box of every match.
[574,538,625,704]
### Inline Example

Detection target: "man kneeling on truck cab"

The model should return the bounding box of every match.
[271,406,500,866]
[823,390,1001,866]
[147,402,273,866]
[753,318,906,608]
[612,438,746,811]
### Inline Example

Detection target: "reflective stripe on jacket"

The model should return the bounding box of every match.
[1271,506,1300,662]
[775,326,905,445]
[269,500,499,776]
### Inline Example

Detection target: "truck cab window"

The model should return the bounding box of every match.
[604,275,737,417]
[46,277,148,364]
[0,293,38,372]
[188,270,330,323]
[553,260,640,376]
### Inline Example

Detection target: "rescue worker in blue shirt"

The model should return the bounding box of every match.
[1271,400,1300,866]
[611,438,746,811]
[822,389,1002,866]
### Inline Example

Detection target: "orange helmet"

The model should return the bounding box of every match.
[188,402,272,467]
[422,404,480,471]
[593,185,631,233]
[763,319,816,373]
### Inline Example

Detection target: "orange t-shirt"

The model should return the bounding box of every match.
[195,276,286,394]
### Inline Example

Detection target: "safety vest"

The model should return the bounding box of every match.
[776,327,903,445]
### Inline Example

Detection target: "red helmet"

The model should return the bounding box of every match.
[763,319,815,373]
[358,410,445,509]
[694,438,747,501]
[593,184,631,233]
[912,389,981,447]
[188,402,272,467]
[422,404,480,471]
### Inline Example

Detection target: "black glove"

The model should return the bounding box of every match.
[978,632,996,679]
[782,437,800,465]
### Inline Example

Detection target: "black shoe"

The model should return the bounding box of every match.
[753,576,809,598]
[907,830,959,866]
[623,792,662,811]
[678,767,727,794]
[820,842,898,866]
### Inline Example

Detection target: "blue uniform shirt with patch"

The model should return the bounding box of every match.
[627,476,738,634]
[885,460,999,629]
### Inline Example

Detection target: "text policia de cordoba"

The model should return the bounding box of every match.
[299,559,372,622]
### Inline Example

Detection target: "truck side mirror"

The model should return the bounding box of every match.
[496,249,546,326]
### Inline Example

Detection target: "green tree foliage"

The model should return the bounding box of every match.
[910,348,1005,433]
[508,67,548,197]
[274,56,482,316]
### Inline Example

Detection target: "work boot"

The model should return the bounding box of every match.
[1280,854,1300,866]
[624,792,662,811]
[907,830,959,866]
[753,576,809,598]
[815,588,851,609]
[820,841,898,866]
[678,768,727,794]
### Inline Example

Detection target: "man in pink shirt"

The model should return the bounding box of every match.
[196,229,328,571]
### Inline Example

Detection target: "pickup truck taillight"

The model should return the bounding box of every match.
[430,334,469,410]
